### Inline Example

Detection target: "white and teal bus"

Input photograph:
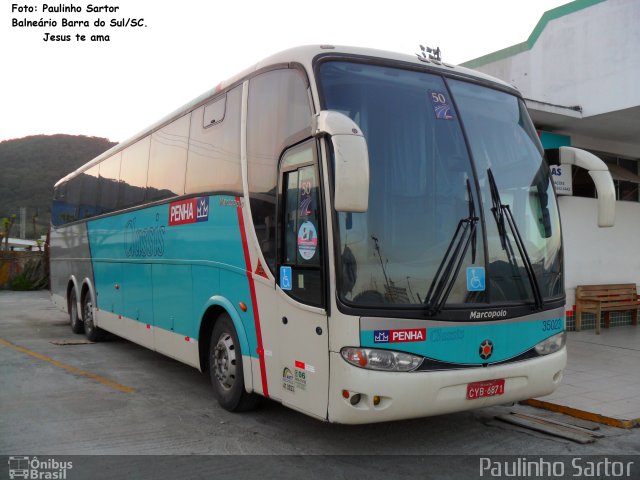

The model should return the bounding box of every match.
[50,45,615,423]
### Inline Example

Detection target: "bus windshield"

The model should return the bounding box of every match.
[319,61,563,310]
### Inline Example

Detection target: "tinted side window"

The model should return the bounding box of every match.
[98,153,121,214]
[52,182,74,226]
[247,69,312,271]
[64,175,82,223]
[118,138,150,209]
[78,165,100,219]
[147,114,190,201]
[185,86,242,195]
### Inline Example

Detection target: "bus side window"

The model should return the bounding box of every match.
[118,137,151,209]
[247,68,312,273]
[279,142,323,307]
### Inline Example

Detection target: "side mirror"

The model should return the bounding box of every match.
[312,111,369,212]
[559,147,616,227]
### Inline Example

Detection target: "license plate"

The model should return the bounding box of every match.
[467,379,505,399]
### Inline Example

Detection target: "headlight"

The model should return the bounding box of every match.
[341,347,423,372]
[534,331,566,355]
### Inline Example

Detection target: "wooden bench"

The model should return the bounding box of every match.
[575,284,639,334]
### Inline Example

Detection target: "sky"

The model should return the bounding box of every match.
[0,0,572,144]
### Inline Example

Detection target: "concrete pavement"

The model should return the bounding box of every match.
[528,325,640,428]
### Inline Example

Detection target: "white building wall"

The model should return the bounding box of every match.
[474,0,640,118]
[570,134,640,160]
[559,196,640,307]
[467,0,640,316]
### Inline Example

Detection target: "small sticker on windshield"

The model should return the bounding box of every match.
[428,90,454,120]
[466,266,485,292]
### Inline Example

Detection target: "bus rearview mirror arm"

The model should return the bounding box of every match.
[559,147,616,227]
[312,111,370,213]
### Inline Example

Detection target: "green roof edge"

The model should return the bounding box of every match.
[461,0,607,68]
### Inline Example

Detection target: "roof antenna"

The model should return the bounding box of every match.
[417,45,441,63]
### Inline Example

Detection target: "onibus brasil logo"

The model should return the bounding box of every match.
[8,456,72,479]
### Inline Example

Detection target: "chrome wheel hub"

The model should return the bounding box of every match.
[213,333,236,390]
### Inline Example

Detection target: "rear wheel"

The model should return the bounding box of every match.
[69,289,84,334]
[83,293,106,342]
[209,314,259,412]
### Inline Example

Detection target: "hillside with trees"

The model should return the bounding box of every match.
[0,135,116,239]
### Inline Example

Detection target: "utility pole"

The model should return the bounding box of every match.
[32,209,39,239]
[19,207,26,239]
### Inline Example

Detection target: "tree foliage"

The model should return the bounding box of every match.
[0,134,116,238]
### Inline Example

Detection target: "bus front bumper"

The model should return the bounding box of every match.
[327,348,566,424]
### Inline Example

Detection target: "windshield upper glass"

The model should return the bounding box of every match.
[319,61,563,309]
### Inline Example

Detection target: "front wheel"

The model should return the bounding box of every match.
[83,293,106,342]
[209,314,259,412]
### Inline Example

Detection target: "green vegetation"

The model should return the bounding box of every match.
[9,257,48,290]
[1,215,17,250]
[0,134,116,238]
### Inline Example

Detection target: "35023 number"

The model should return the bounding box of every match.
[542,319,562,331]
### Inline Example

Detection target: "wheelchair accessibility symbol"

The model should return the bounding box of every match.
[466,267,485,292]
[280,266,292,291]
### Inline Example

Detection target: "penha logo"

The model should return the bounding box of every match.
[373,328,426,343]
[169,197,209,226]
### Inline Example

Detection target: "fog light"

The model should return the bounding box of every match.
[342,389,350,399]
[373,395,381,406]
[350,394,361,406]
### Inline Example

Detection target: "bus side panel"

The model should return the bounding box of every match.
[121,263,154,349]
[92,262,128,339]
[49,223,94,310]
[154,263,197,366]
[87,195,263,375]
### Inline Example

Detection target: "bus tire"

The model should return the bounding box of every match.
[209,314,259,412]
[82,293,106,342]
[69,288,84,334]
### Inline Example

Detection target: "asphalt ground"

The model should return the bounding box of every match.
[1,291,639,479]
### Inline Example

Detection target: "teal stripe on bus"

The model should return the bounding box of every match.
[360,318,564,364]
[86,195,259,357]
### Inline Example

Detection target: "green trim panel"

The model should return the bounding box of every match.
[539,131,571,149]
[462,0,607,68]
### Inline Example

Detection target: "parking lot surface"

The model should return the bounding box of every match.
[1,291,638,478]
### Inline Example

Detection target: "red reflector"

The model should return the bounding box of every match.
[342,390,350,399]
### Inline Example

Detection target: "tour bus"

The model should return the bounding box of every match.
[50,45,615,423]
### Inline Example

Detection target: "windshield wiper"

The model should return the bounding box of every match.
[424,179,478,315]
[487,168,544,310]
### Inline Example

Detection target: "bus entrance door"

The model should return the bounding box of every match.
[276,141,329,420]
[277,294,329,420]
